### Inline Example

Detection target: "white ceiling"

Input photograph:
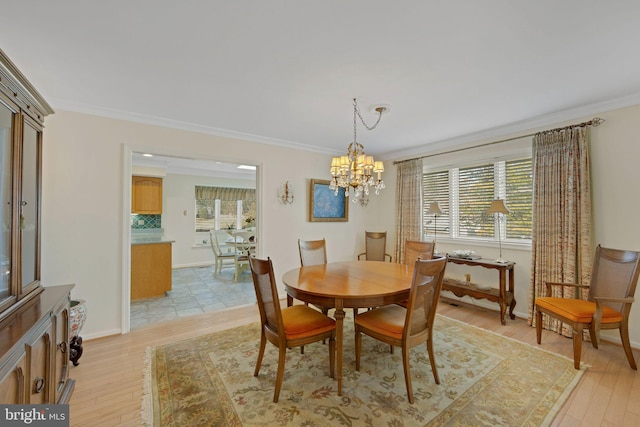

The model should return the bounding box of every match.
[2,1,640,163]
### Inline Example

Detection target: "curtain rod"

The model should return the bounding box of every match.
[393,117,605,165]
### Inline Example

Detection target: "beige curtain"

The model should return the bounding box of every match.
[528,126,593,336]
[395,159,423,263]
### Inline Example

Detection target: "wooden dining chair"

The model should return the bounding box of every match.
[298,238,327,266]
[354,256,448,403]
[358,231,392,262]
[298,238,333,317]
[536,245,640,370]
[249,256,336,403]
[403,240,435,266]
[209,230,235,275]
[395,240,436,311]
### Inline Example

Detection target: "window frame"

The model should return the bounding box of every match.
[422,150,533,248]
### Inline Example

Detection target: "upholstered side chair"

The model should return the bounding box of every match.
[536,245,640,370]
[354,256,448,403]
[249,256,336,403]
[358,231,392,262]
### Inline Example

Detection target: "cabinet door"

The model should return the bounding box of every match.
[27,323,52,404]
[132,176,163,214]
[20,119,41,296]
[0,99,14,308]
[52,304,70,403]
[0,350,27,404]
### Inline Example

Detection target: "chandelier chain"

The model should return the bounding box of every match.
[353,98,383,131]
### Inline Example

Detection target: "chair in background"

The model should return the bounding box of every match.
[395,240,436,311]
[249,256,336,403]
[298,238,335,319]
[536,245,640,370]
[298,238,327,266]
[354,256,448,403]
[209,230,235,275]
[404,240,435,267]
[233,230,254,281]
[358,231,392,262]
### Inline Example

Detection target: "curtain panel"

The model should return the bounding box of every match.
[195,186,256,201]
[394,159,423,263]
[528,127,593,336]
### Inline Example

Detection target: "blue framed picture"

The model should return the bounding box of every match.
[309,179,349,222]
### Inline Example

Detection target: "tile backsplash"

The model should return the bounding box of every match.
[131,214,162,229]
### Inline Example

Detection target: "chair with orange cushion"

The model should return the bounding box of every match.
[395,240,436,313]
[403,240,435,267]
[249,256,336,403]
[298,238,327,266]
[536,245,640,370]
[354,256,448,403]
[358,231,392,262]
[298,238,333,315]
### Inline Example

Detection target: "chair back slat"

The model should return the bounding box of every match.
[404,256,448,339]
[298,238,327,266]
[249,257,283,335]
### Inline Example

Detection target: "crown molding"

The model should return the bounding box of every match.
[380,92,640,162]
[48,97,341,156]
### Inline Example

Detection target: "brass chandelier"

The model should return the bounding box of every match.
[329,98,386,205]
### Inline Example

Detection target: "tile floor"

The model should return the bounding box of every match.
[130,264,256,329]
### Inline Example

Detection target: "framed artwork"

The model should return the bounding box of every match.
[309,179,349,222]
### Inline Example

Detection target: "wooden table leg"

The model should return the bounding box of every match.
[508,268,516,319]
[334,301,345,396]
[499,269,507,325]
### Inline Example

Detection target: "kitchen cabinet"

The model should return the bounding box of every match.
[132,176,163,214]
[131,242,172,300]
[0,49,74,404]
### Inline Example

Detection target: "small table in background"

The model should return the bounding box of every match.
[442,257,516,325]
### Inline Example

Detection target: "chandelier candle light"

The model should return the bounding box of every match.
[486,199,511,263]
[426,201,443,254]
[330,98,387,204]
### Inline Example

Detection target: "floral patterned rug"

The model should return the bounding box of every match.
[142,314,585,426]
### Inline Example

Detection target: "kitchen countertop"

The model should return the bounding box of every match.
[131,237,175,245]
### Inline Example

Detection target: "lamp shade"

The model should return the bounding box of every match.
[486,199,510,215]
[426,201,443,216]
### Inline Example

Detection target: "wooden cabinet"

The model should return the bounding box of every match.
[0,49,74,404]
[0,285,75,404]
[131,242,172,300]
[132,176,163,214]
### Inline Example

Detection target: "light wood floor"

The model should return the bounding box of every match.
[68,300,640,426]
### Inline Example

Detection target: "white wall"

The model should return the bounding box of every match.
[40,104,640,349]
[41,110,370,338]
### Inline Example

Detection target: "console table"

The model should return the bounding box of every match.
[442,257,516,325]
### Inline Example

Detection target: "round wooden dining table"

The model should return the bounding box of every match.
[282,260,414,396]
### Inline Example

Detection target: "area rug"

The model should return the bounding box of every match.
[142,314,585,426]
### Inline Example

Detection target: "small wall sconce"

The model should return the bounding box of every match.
[279,181,294,204]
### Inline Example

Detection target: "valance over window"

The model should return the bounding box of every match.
[195,186,255,201]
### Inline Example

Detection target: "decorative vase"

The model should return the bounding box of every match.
[69,299,87,366]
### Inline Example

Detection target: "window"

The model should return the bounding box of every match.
[195,186,256,232]
[422,158,532,243]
